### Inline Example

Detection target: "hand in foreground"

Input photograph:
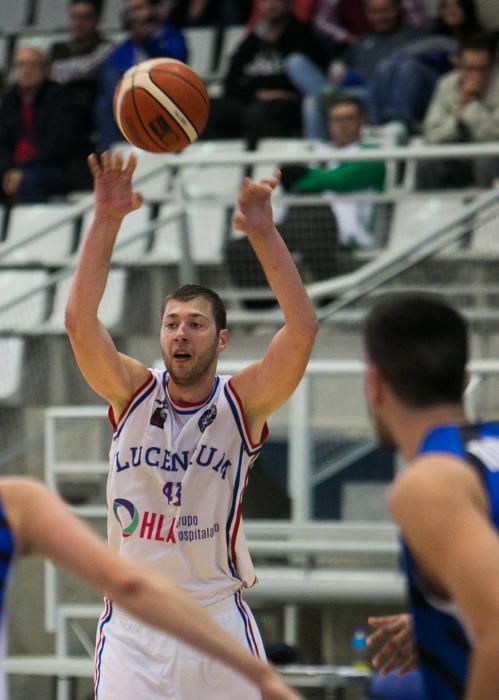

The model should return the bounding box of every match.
[88,151,142,220]
[3,168,23,197]
[260,670,303,700]
[233,171,280,238]
[367,613,418,676]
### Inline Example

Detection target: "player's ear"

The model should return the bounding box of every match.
[218,329,229,354]
[365,364,383,408]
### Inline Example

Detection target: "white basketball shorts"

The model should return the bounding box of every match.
[94,591,266,699]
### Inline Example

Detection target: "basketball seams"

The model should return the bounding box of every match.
[150,69,209,110]
[133,71,198,142]
[135,87,191,145]
[130,75,167,152]
[147,78,202,137]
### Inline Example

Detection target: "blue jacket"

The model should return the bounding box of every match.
[95,22,188,150]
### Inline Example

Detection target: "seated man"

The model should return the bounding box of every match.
[0,47,88,203]
[417,32,499,189]
[203,0,327,148]
[281,95,385,248]
[285,0,428,139]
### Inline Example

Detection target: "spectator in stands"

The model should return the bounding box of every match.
[285,0,427,139]
[366,0,482,128]
[417,33,499,189]
[311,0,370,59]
[248,0,317,25]
[0,47,88,203]
[95,0,187,150]
[160,0,253,26]
[203,0,327,147]
[160,0,215,26]
[311,0,426,59]
[49,0,114,187]
[281,95,386,247]
[433,0,481,42]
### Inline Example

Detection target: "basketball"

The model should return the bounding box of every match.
[113,58,210,153]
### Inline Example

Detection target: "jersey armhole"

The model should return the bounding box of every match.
[225,379,269,454]
[109,371,156,435]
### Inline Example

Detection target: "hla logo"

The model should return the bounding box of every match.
[113,498,176,543]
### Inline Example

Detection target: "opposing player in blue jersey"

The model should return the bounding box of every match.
[65,151,318,699]
[0,477,301,700]
[363,292,499,700]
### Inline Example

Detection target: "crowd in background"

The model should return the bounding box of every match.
[0,0,498,206]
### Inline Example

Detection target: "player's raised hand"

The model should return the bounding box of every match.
[367,613,418,676]
[233,170,281,238]
[88,151,142,220]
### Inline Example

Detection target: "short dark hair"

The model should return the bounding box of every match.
[364,293,468,408]
[161,284,227,333]
[328,95,365,117]
[70,0,102,16]
[459,31,497,57]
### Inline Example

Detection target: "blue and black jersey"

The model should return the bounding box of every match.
[402,422,499,700]
[0,497,14,621]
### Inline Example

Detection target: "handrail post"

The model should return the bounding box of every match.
[288,376,312,524]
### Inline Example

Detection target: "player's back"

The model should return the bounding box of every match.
[0,492,16,700]
[403,422,499,700]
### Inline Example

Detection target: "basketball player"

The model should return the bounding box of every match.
[0,477,300,700]
[363,292,499,700]
[65,151,318,699]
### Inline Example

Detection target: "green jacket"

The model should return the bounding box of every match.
[291,146,386,194]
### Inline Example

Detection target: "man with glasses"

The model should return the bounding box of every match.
[281,95,385,248]
[417,32,499,189]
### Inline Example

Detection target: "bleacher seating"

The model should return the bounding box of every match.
[184,27,217,78]
[253,137,317,183]
[42,268,127,332]
[79,203,152,263]
[0,269,49,330]
[110,143,173,201]
[33,0,69,30]
[2,0,30,32]
[2,204,79,265]
[14,31,70,54]
[387,193,467,252]
[0,338,25,402]
[100,0,122,29]
[178,139,246,199]
[143,202,183,264]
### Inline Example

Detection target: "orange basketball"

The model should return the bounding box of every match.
[113,58,210,153]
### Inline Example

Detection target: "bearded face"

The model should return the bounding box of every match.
[164,332,220,388]
[160,297,224,390]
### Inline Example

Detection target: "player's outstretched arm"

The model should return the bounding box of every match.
[65,152,149,416]
[231,173,319,433]
[367,613,418,675]
[2,477,302,700]
[389,457,499,700]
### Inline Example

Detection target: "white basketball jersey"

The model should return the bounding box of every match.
[107,369,267,605]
